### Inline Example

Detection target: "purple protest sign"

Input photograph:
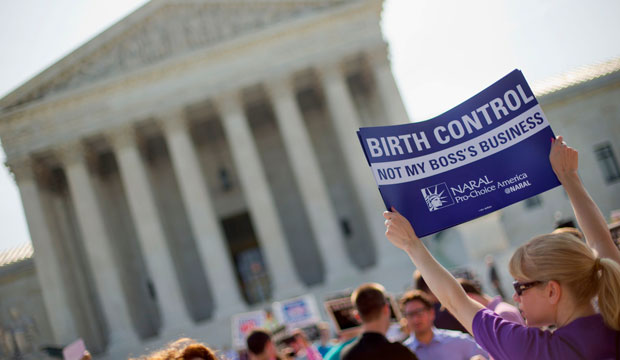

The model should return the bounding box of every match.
[357,69,560,237]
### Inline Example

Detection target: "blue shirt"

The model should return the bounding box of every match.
[316,344,333,357]
[323,337,357,360]
[404,327,488,360]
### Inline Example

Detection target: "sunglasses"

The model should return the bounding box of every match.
[512,280,542,296]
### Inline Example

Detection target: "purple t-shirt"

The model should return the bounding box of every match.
[473,308,619,360]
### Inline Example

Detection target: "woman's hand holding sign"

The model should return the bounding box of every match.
[550,136,620,264]
[549,135,578,180]
[383,208,420,252]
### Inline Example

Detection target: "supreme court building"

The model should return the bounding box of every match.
[0,0,416,357]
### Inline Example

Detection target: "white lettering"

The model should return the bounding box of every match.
[476,104,493,125]
[380,137,390,156]
[434,126,450,144]
[462,111,483,134]
[367,138,383,157]
[387,136,404,155]
[447,120,466,140]
[489,98,509,120]
[398,134,413,153]
[504,89,521,111]
[516,84,534,104]
[411,131,431,151]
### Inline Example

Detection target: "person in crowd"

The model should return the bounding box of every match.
[551,226,584,240]
[322,326,361,360]
[315,322,334,357]
[385,318,409,343]
[246,329,279,360]
[288,329,322,360]
[401,290,488,360]
[247,328,291,360]
[383,136,620,359]
[341,283,418,360]
[180,343,217,360]
[458,278,524,325]
[485,255,506,299]
[554,218,578,229]
[414,270,467,332]
[130,337,217,360]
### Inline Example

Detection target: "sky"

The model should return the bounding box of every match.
[1,0,619,252]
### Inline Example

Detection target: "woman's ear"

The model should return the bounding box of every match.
[547,280,562,305]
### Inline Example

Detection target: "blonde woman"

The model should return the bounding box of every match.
[384,136,620,359]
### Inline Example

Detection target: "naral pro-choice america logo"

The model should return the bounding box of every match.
[421,183,455,211]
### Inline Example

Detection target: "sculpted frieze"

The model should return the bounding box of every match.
[6,1,342,110]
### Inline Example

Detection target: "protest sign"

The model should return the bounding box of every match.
[231,310,267,349]
[323,294,401,334]
[323,296,359,333]
[272,294,321,330]
[62,338,86,360]
[357,69,560,237]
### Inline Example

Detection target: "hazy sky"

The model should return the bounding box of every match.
[1,0,619,251]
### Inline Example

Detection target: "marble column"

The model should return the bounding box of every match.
[159,110,246,315]
[9,157,78,345]
[267,77,356,282]
[319,62,403,266]
[58,142,138,346]
[368,46,410,126]
[217,92,304,299]
[107,125,193,332]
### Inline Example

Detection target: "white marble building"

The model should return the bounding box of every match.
[0,0,416,357]
[499,58,620,245]
[0,243,54,360]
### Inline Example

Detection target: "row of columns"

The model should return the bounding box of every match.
[11,160,79,346]
[9,49,410,348]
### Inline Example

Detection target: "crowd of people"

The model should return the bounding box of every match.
[239,276,514,360]
[75,137,619,360]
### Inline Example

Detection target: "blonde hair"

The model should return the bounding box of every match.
[509,233,620,330]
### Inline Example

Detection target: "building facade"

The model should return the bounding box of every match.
[499,58,620,245]
[0,0,415,357]
[0,243,54,359]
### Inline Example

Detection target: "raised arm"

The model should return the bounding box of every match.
[383,209,484,335]
[550,136,620,264]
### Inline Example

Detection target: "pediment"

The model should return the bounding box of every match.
[2,0,357,110]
